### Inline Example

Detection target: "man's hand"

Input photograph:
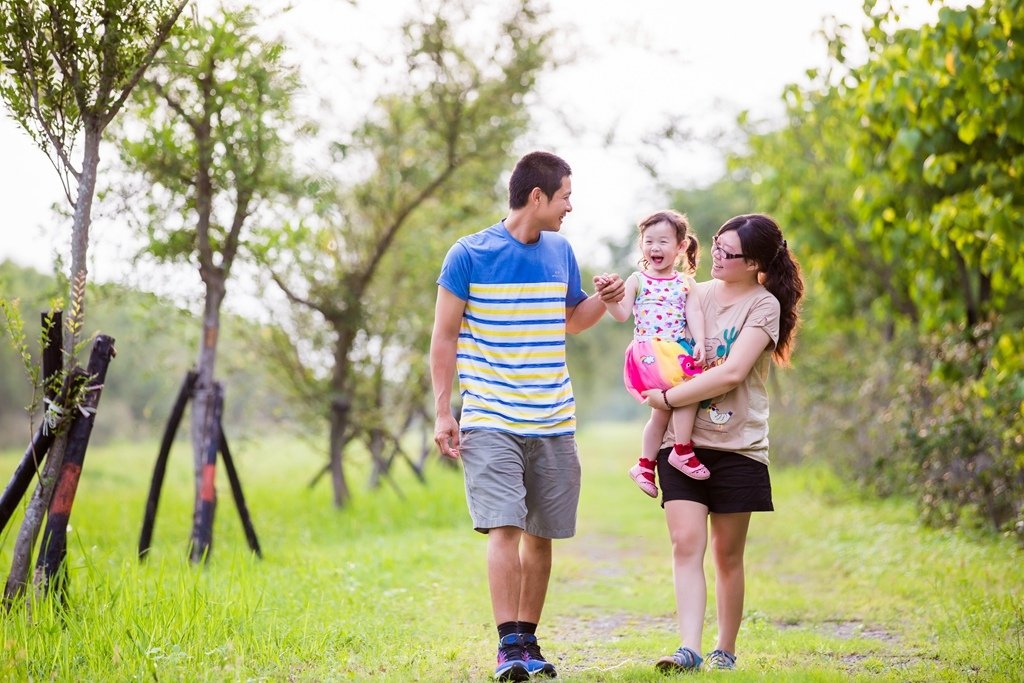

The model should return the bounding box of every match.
[434,413,461,459]
[594,272,625,303]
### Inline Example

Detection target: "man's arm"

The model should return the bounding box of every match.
[430,286,467,458]
[566,273,625,334]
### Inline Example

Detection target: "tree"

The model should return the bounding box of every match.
[115,5,302,560]
[259,0,555,507]
[0,0,189,602]
[730,0,1024,538]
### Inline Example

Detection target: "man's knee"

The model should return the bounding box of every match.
[521,533,552,562]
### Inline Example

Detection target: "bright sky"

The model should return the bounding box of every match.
[0,1,959,302]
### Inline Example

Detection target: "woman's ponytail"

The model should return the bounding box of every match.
[760,242,803,365]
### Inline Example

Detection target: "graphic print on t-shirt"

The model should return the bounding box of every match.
[696,325,740,427]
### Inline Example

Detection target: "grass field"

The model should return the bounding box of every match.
[0,423,1021,681]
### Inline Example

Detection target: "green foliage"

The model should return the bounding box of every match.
[0,0,189,370]
[731,0,1024,541]
[257,0,556,453]
[0,0,186,194]
[116,4,303,269]
[0,298,39,409]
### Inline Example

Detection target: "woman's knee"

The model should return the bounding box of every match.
[668,527,706,562]
[711,540,745,574]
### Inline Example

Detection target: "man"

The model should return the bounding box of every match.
[430,151,624,681]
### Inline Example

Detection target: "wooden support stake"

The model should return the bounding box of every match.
[218,426,262,558]
[138,371,197,560]
[35,335,116,594]
[41,311,61,399]
[0,425,54,535]
[0,311,65,532]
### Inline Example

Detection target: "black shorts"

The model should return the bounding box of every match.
[657,446,774,513]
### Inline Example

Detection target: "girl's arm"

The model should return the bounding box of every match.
[684,277,706,361]
[601,272,637,323]
[643,325,772,409]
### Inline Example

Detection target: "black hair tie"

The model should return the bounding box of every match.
[769,239,787,265]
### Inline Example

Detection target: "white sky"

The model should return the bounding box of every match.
[0,1,959,306]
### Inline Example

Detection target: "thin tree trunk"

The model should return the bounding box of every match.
[4,126,101,607]
[65,128,101,358]
[327,329,353,507]
[328,397,351,508]
[189,278,225,562]
[367,428,387,489]
[190,383,223,563]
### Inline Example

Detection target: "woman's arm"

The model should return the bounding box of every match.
[643,325,772,409]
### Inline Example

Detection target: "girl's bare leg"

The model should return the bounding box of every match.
[670,403,698,448]
[642,407,671,458]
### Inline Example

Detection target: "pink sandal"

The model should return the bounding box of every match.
[628,460,658,497]
[667,450,711,480]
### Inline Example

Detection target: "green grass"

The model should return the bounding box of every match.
[0,423,1021,681]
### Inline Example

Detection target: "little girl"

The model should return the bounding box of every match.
[601,210,709,497]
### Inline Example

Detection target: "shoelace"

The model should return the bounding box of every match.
[499,642,526,663]
[522,639,544,661]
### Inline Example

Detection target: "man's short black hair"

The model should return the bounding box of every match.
[508,151,571,209]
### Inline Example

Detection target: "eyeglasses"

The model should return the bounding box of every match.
[712,237,745,260]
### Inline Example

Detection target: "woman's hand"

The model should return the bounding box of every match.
[642,388,669,410]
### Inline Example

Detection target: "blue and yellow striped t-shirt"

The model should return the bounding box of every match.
[437,222,588,437]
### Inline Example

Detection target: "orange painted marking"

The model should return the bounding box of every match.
[50,463,82,516]
[200,463,216,502]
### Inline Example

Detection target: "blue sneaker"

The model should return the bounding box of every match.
[495,633,529,681]
[656,646,703,672]
[705,648,737,670]
[521,633,557,677]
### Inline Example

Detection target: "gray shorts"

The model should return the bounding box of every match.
[459,429,581,539]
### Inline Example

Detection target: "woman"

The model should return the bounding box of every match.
[641,213,803,672]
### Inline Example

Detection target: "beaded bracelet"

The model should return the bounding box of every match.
[661,388,675,409]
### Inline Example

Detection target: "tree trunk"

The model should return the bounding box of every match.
[189,276,225,561]
[327,329,354,508]
[65,127,101,358]
[328,396,351,508]
[4,125,101,607]
[190,383,223,563]
[367,429,387,489]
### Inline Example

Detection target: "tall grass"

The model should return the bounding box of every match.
[0,424,1021,681]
